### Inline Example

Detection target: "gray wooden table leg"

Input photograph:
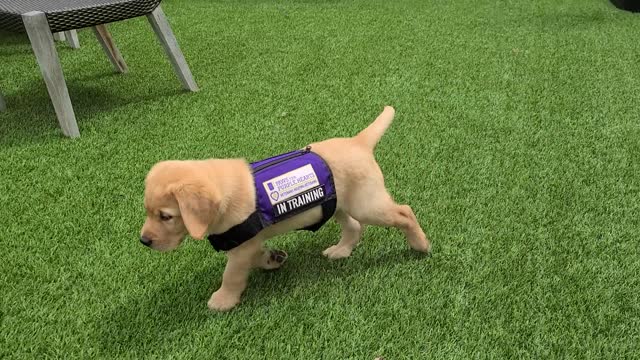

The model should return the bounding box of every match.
[53,32,65,41]
[23,11,80,138]
[92,24,128,73]
[146,6,198,91]
[0,89,6,112]
[65,30,80,49]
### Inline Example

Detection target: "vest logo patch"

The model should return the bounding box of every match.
[262,164,320,205]
[274,185,326,218]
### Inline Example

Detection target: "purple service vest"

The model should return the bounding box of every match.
[208,147,337,251]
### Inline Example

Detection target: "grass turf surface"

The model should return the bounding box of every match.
[1,0,640,358]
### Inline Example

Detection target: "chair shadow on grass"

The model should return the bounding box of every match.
[0,76,182,145]
[96,230,430,357]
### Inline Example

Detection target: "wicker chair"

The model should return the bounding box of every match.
[0,0,198,138]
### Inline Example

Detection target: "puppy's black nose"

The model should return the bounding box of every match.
[140,235,152,247]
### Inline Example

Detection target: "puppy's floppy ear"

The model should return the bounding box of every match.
[173,184,219,240]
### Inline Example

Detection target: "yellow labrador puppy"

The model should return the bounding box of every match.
[140,106,431,311]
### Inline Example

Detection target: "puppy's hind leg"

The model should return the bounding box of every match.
[348,192,431,253]
[323,210,364,259]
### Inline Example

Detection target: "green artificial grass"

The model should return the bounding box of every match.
[2,0,640,358]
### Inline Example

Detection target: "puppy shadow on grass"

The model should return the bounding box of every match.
[96,229,429,357]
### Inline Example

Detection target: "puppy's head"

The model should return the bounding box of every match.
[140,161,219,252]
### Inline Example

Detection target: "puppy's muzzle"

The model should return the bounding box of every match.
[140,235,153,247]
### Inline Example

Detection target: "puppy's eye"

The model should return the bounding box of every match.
[159,212,173,221]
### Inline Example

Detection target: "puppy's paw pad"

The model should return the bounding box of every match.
[322,245,352,259]
[207,291,240,312]
[264,249,288,270]
[269,249,288,264]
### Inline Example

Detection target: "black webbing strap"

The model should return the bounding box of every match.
[207,212,263,252]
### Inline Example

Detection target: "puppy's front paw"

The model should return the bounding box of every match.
[207,290,240,312]
[322,245,353,259]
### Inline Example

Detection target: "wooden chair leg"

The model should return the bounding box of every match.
[53,32,65,41]
[22,11,80,138]
[0,89,6,112]
[146,6,198,92]
[65,30,80,49]
[92,24,128,73]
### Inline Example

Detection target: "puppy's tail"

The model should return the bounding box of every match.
[354,106,396,150]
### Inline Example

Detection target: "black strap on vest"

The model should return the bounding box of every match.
[207,212,263,252]
[301,196,336,232]
[208,197,336,252]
